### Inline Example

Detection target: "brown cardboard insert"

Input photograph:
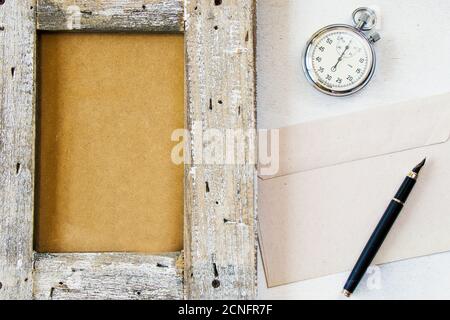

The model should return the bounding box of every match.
[36,33,184,253]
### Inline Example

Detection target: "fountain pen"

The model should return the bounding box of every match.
[343,158,427,298]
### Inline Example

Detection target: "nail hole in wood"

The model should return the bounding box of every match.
[215,201,219,205]
[213,263,219,277]
[142,5,146,10]
[214,26,219,30]
[209,98,213,110]
[0,26,4,31]
[11,67,15,78]
[59,282,64,285]
[218,100,223,105]
[245,31,249,42]
[16,162,21,175]
[214,0,222,5]
[136,291,141,296]
[0,282,2,290]
[212,279,221,288]
[205,181,210,193]
[24,278,28,282]
[157,263,168,268]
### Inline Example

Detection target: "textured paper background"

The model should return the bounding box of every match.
[36,33,184,253]
[257,0,450,299]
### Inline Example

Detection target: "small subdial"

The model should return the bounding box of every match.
[336,36,362,59]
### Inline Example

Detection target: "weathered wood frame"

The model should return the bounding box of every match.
[0,0,257,300]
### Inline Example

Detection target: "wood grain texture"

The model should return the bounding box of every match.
[184,0,257,300]
[1,0,257,300]
[33,253,184,300]
[37,0,184,32]
[0,0,36,300]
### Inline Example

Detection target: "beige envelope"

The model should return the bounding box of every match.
[258,93,450,288]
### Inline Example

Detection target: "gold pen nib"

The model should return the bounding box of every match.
[343,290,352,298]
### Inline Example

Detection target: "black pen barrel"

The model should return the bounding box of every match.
[344,176,416,294]
[344,200,403,293]
[394,176,417,203]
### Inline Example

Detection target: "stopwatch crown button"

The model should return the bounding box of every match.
[369,32,381,43]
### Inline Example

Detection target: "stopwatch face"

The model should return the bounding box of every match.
[303,25,376,96]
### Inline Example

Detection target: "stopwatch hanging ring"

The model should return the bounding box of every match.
[352,7,378,31]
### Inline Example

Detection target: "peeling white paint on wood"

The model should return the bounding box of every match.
[0,0,36,300]
[33,253,184,300]
[37,0,184,32]
[1,0,257,300]
[184,0,257,300]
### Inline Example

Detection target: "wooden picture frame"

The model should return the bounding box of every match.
[0,0,257,300]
